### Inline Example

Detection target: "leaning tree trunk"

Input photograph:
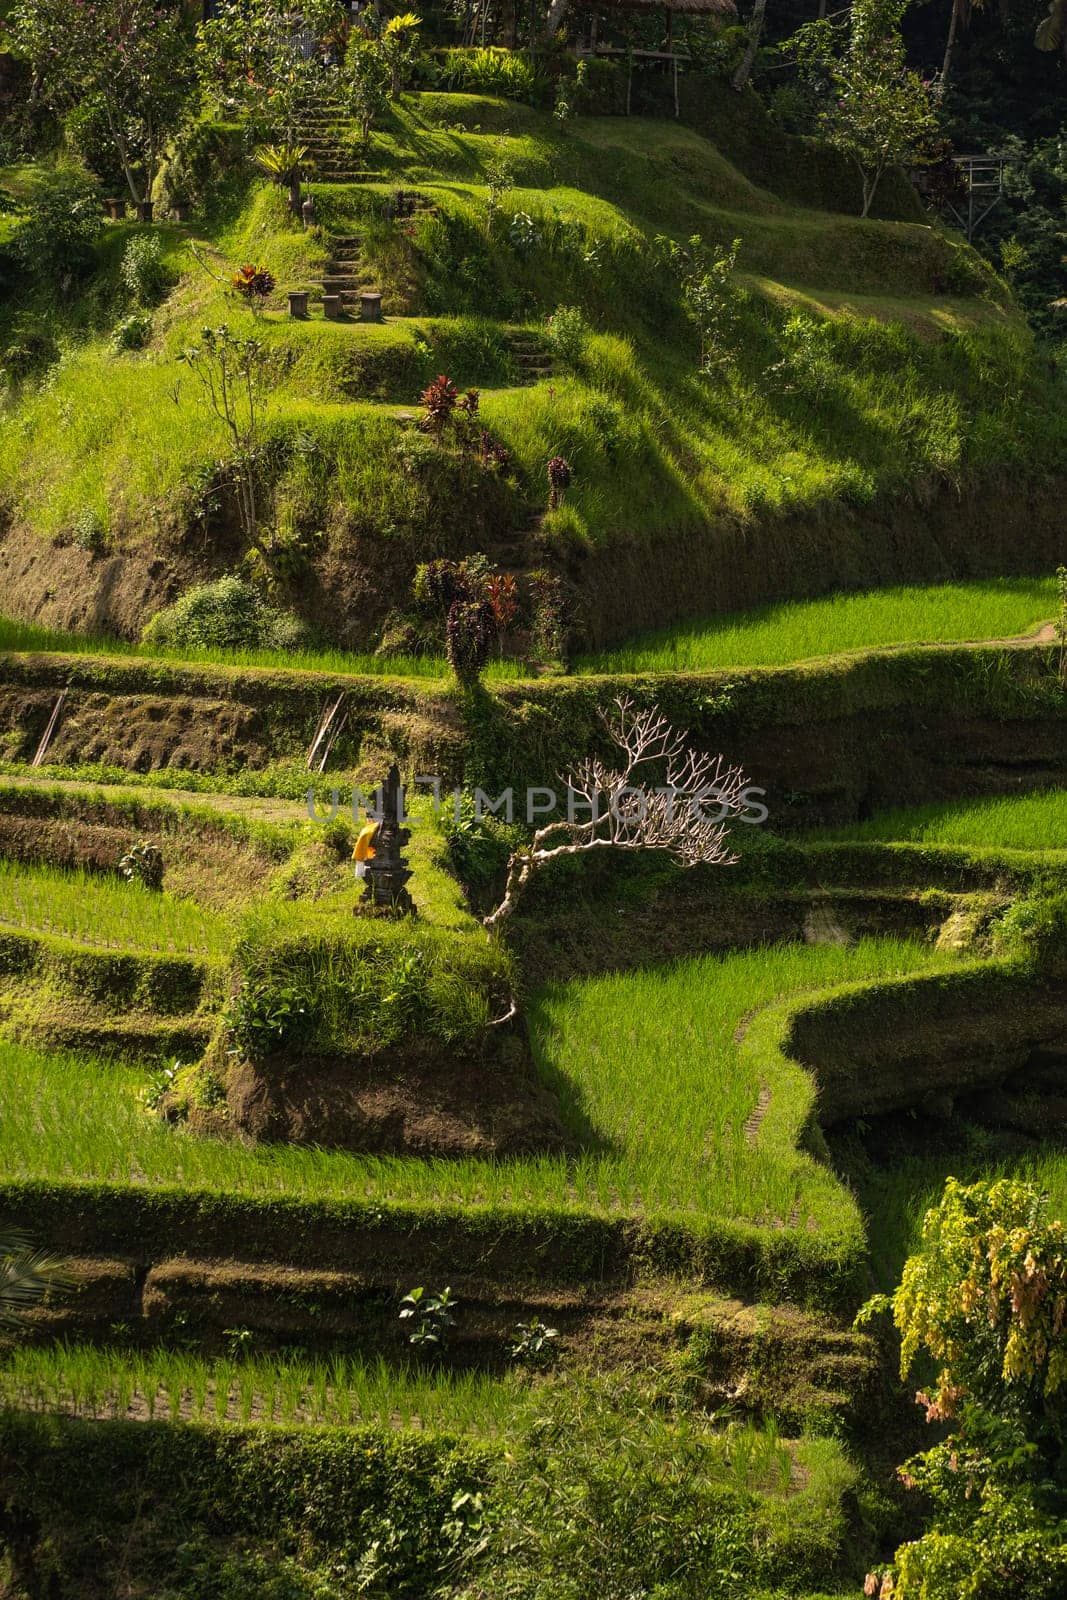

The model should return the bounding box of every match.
[732,0,768,91]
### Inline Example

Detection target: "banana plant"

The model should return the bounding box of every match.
[254,143,312,215]
[1036,0,1067,61]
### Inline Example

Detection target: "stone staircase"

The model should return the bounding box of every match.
[295,103,379,185]
[317,232,363,314]
[504,328,554,386]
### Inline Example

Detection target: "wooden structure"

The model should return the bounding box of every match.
[573,0,737,116]
[944,154,1009,241]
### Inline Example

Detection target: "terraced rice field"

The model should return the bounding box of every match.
[0,860,229,956]
[0,937,952,1230]
[575,577,1056,675]
[815,787,1067,850]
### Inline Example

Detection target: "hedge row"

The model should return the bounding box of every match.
[0,1411,493,1599]
[0,1177,863,1312]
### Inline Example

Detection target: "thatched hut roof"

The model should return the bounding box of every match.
[574,0,737,15]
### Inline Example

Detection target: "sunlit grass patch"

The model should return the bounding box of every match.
[576,577,1056,675]
[0,1342,528,1432]
[0,860,228,956]
[813,787,1067,851]
[0,937,949,1234]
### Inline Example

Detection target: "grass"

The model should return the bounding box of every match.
[0,860,229,956]
[0,613,525,681]
[0,937,951,1233]
[813,787,1067,850]
[0,1343,528,1432]
[574,578,1058,675]
[0,572,1054,683]
[0,1338,845,1516]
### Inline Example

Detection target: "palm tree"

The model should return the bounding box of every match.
[942,0,986,87]
[733,0,768,91]
[0,1232,69,1327]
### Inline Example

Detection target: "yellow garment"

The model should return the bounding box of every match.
[352,821,379,862]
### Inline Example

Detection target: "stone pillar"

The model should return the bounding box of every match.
[361,763,415,914]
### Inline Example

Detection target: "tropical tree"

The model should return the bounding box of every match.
[196,0,344,142]
[379,12,421,99]
[344,34,391,147]
[732,0,768,92]
[942,0,985,86]
[790,0,938,218]
[10,0,196,208]
[0,1232,69,1327]
[858,1177,1067,1598]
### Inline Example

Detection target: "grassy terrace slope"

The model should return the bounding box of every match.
[1,89,1063,649]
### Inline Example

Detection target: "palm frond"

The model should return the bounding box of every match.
[0,1232,71,1327]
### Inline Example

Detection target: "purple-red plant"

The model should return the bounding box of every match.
[547,455,572,509]
[487,572,519,634]
[446,597,496,683]
[420,373,458,442]
[231,263,276,312]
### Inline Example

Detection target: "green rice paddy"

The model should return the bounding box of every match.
[0,614,523,682]
[0,936,952,1230]
[0,574,1055,685]
[575,578,1056,676]
[0,1343,528,1432]
[814,787,1067,851]
[0,860,229,956]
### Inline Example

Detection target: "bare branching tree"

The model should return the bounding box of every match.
[484,696,749,934]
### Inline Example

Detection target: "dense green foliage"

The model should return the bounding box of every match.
[861,1179,1067,1597]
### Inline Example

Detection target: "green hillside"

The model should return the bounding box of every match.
[2,14,1067,1597]
[1,88,1061,653]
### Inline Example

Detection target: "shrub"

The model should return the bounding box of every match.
[528,568,569,663]
[507,210,540,257]
[141,577,307,655]
[432,47,541,103]
[419,372,458,441]
[7,174,101,285]
[439,792,524,889]
[544,304,589,369]
[231,263,276,312]
[118,839,164,890]
[398,1285,457,1349]
[225,979,312,1058]
[71,507,109,553]
[109,313,152,353]
[120,233,168,306]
